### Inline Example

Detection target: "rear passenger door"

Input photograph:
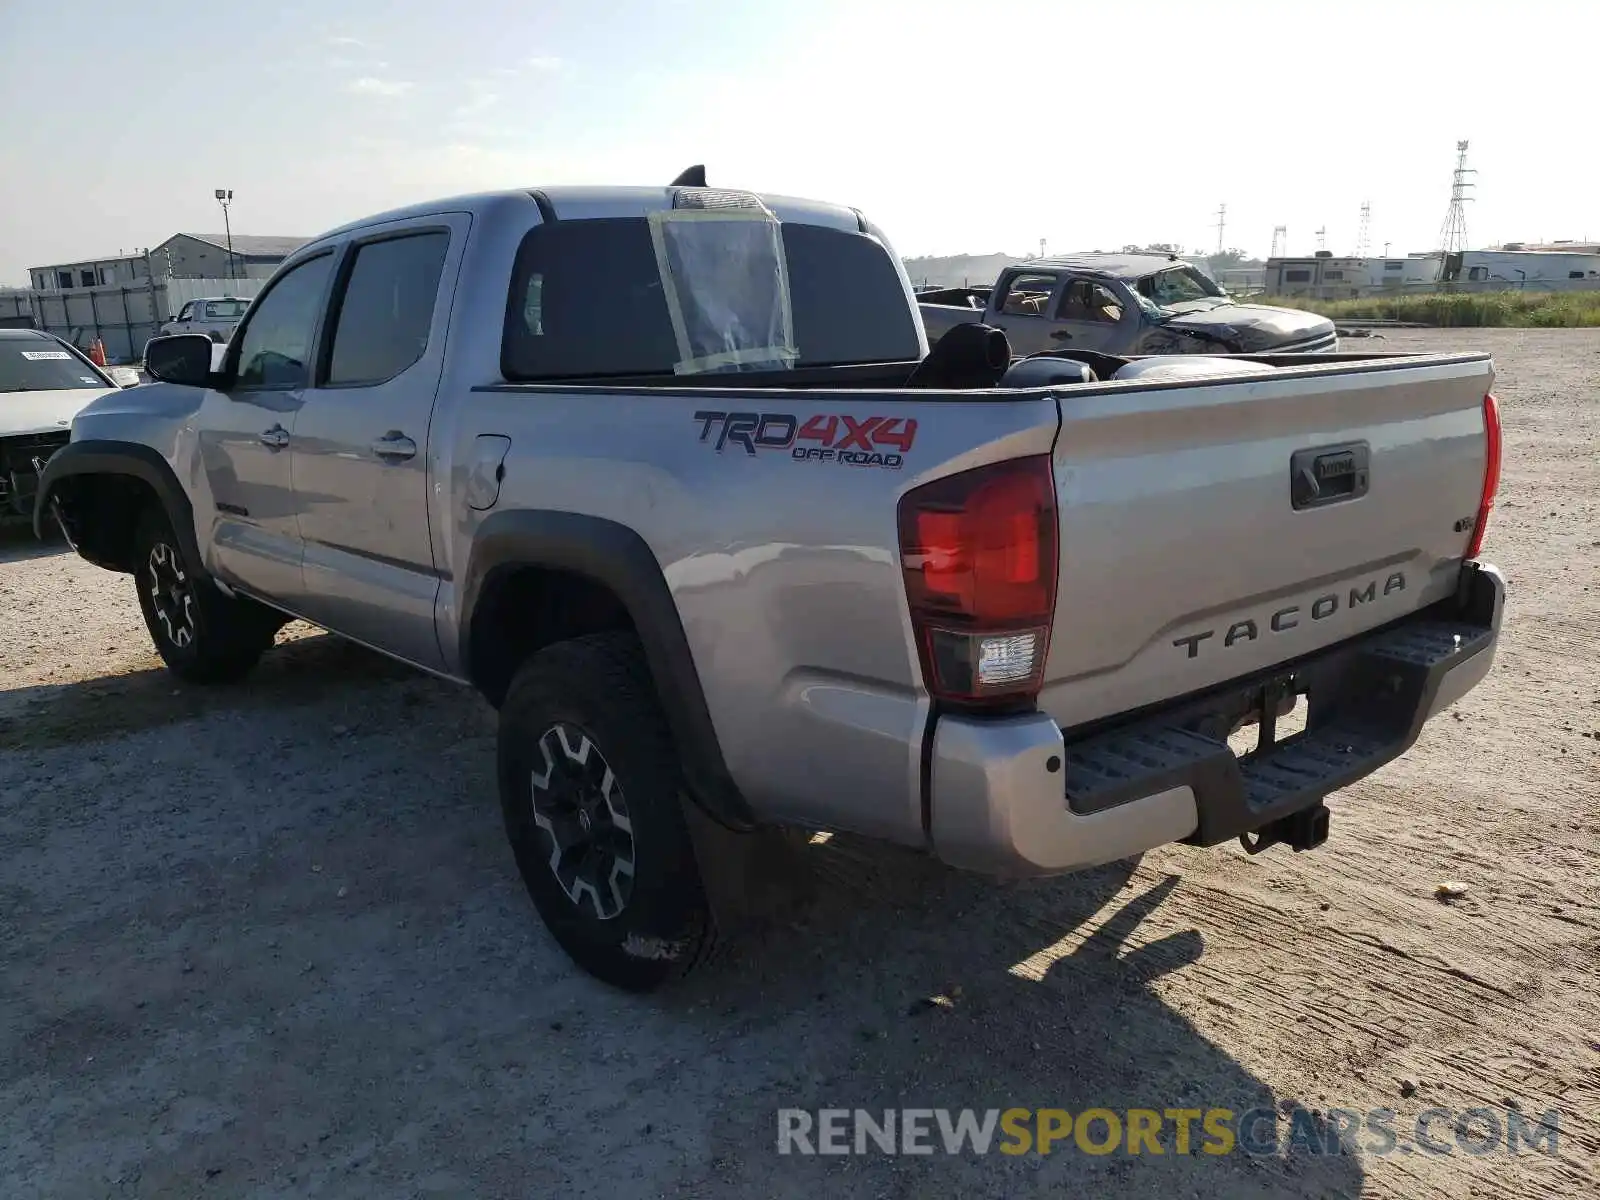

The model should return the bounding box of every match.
[288,216,468,671]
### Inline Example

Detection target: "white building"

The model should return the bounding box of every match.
[29,251,153,293]
[29,232,308,293]
[147,233,309,281]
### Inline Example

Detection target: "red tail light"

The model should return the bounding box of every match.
[897,455,1058,706]
[1465,391,1501,559]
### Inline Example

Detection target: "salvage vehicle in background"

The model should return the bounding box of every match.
[919,253,1338,356]
[0,328,135,521]
[158,295,250,342]
[36,177,1503,993]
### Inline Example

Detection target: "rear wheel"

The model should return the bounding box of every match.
[497,632,717,991]
[133,507,277,683]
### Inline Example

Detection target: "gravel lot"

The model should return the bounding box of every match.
[2,328,1596,1199]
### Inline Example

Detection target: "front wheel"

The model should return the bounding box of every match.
[133,507,277,683]
[497,632,718,991]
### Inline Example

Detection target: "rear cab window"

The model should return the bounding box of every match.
[203,299,250,321]
[501,216,921,381]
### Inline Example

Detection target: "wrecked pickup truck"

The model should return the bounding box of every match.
[919,253,1338,357]
[37,175,1503,992]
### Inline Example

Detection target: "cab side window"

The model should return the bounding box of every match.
[1056,279,1123,324]
[232,253,335,389]
[176,302,196,322]
[998,272,1058,317]
[325,232,450,386]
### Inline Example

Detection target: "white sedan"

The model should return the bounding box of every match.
[0,329,134,521]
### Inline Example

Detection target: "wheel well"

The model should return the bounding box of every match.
[54,473,165,573]
[468,566,636,707]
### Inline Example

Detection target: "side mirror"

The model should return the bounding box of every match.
[144,334,216,387]
[108,366,142,388]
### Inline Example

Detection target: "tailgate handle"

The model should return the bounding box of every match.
[1290,442,1369,510]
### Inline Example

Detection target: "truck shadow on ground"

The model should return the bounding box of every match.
[655,834,1369,1197]
[0,636,1364,1199]
[0,522,67,564]
[0,629,430,751]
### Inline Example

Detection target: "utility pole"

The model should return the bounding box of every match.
[1214,203,1227,255]
[214,188,236,280]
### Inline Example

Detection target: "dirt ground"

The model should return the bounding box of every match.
[2,328,1596,1199]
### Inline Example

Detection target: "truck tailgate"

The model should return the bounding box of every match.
[1038,353,1496,730]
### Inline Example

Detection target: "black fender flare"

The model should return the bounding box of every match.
[459,509,755,830]
[33,439,202,573]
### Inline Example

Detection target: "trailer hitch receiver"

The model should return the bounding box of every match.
[1239,803,1331,855]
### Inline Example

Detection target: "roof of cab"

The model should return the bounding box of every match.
[1017,253,1191,280]
[0,328,54,340]
[304,185,865,249]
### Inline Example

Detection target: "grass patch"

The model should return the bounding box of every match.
[1262,290,1600,327]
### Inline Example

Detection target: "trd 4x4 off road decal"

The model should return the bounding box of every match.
[693,411,917,469]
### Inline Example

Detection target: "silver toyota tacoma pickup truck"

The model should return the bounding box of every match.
[35,179,1506,991]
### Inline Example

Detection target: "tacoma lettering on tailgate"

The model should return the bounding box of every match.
[1172,572,1407,659]
[693,411,917,470]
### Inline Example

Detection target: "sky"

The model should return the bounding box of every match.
[1,0,1594,283]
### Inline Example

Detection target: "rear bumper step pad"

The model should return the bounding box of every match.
[1062,601,1497,847]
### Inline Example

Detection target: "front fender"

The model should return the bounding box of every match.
[33,439,201,574]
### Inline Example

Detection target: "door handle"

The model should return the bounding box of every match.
[371,431,418,462]
[259,424,289,450]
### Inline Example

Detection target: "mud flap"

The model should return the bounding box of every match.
[679,798,818,935]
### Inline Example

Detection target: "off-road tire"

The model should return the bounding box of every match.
[133,507,276,684]
[497,631,718,991]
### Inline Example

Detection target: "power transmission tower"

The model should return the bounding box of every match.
[1355,201,1372,257]
[1438,140,1475,253]
[1214,203,1227,254]
[1315,227,1327,252]
[1269,225,1287,258]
